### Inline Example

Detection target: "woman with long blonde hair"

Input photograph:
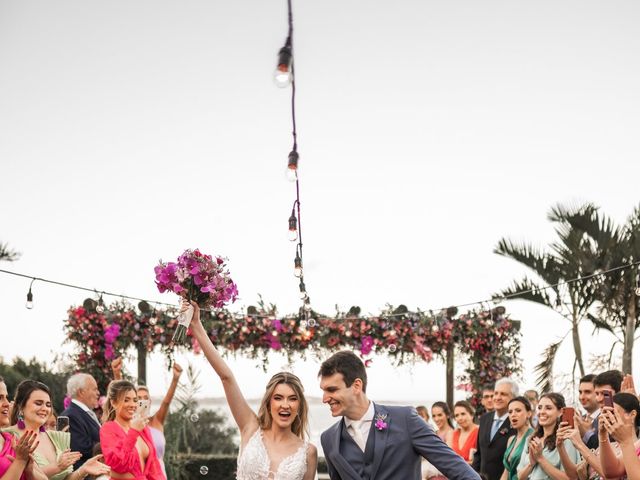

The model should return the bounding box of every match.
[187,300,318,480]
[99,381,165,480]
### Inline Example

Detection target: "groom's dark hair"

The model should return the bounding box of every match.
[318,351,367,392]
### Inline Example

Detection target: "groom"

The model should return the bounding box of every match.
[319,351,480,480]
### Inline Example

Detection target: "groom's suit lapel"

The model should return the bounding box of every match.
[330,420,362,480]
[369,403,389,480]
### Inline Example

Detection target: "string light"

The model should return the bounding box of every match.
[25,278,35,309]
[276,0,311,313]
[286,150,299,182]
[294,251,303,278]
[3,259,640,321]
[96,293,105,313]
[288,212,298,242]
[273,43,293,88]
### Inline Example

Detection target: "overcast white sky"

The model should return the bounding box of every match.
[1,0,640,407]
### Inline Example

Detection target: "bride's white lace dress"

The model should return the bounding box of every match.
[236,429,309,480]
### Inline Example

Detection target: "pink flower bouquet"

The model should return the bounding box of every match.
[155,248,238,342]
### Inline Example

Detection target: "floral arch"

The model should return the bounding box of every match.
[64,300,521,407]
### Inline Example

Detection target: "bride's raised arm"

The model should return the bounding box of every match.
[187,300,257,437]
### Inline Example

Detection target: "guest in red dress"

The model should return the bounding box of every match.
[453,400,480,464]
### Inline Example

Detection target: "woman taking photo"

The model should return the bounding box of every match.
[517,393,579,480]
[6,380,109,480]
[557,391,640,480]
[112,358,183,476]
[99,380,165,480]
[187,300,318,480]
[599,392,640,480]
[452,401,479,464]
[501,396,534,480]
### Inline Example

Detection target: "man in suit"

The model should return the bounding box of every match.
[61,373,101,470]
[471,378,518,480]
[585,369,623,449]
[319,351,480,480]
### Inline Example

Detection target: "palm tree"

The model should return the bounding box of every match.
[567,205,640,374]
[494,203,603,385]
[0,242,20,262]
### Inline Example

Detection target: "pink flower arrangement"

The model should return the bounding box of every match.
[155,248,238,309]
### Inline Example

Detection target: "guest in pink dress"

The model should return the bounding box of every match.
[99,381,165,480]
[0,376,47,480]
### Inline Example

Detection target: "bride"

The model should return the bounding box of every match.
[186,301,318,480]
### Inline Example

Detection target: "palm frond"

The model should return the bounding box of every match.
[494,240,562,286]
[498,277,554,308]
[534,340,563,393]
[0,242,20,262]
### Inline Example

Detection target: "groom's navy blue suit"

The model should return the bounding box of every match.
[321,403,481,480]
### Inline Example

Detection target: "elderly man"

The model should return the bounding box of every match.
[60,373,101,470]
[472,377,518,480]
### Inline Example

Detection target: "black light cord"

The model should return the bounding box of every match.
[2,260,639,318]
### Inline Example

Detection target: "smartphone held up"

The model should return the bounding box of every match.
[561,407,575,428]
[134,399,150,420]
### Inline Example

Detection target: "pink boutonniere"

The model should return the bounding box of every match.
[499,427,509,436]
[375,413,388,431]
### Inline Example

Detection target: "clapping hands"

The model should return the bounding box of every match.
[528,437,543,464]
[79,454,111,477]
[56,449,82,471]
[12,429,39,462]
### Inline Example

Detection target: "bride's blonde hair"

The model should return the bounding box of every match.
[257,372,309,439]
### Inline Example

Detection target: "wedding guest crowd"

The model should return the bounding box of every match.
[0,358,182,480]
[4,360,640,480]
[415,368,640,480]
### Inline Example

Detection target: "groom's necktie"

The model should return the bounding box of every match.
[349,420,366,452]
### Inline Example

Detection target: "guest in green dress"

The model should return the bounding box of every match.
[501,396,534,480]
[5,380,110,480]
[517,393,581,480]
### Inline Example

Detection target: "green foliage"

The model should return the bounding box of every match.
[0,357,70,413]
[164,366,238,480]
[165,455,237,480]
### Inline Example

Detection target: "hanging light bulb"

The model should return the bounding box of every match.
[288,213,298,242]
[273,45,293,88]
[25,279,35,309]
[294,253,303,278]
[299,280,307,300]
[286,150,299,182]
[96,293,105,313]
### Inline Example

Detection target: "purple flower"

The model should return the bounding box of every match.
[104,324,120,344]
[360,336,374,356]
[375,413,388,431]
